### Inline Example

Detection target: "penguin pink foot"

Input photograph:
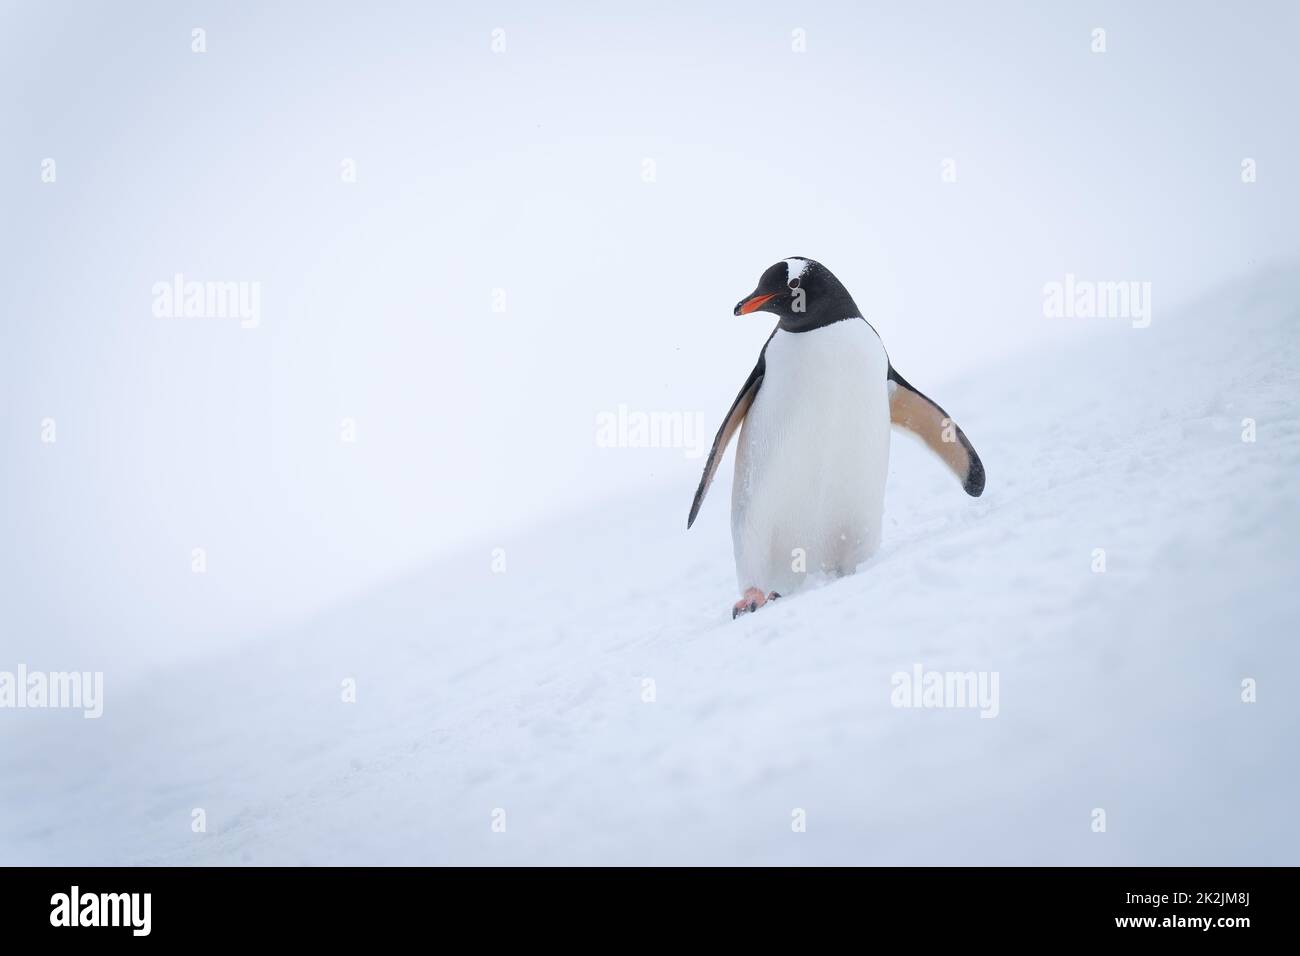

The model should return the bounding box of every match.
[732,587,781,619]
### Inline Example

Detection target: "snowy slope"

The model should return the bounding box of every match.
[3,268,1299,866]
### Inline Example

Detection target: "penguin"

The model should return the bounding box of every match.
[687,257,985,618]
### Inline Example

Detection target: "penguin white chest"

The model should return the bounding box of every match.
[731,319,891,594]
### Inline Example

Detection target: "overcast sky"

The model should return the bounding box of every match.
[2,0,1297,673]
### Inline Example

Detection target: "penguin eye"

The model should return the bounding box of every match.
[787,277,800,290]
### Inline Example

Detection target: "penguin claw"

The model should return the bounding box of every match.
[731,587,771,619]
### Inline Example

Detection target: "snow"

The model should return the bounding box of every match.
[3,267,1299,865]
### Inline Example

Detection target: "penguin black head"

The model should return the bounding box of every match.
[733,257,863,333]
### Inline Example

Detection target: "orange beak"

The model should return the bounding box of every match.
[734,292,779,316]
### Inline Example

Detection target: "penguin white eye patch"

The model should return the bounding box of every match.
[784,257,811,283]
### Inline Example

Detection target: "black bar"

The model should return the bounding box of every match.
[0,866,1280,942]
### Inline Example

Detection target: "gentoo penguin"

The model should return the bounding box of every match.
[687,257,985,618]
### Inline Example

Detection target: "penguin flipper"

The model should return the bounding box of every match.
[887,365,985,497]
[687,358,765,528]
